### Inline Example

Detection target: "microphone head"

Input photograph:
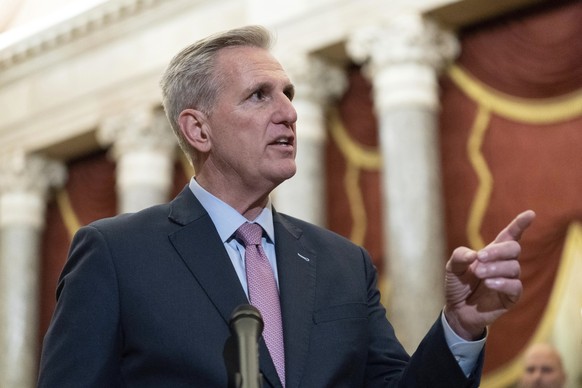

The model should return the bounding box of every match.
[229,304,264,333]
[229,304,264,386]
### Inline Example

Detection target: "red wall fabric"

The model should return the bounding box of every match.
[440,0,582,373]
[458,1,582,98]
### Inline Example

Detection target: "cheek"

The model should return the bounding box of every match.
[232,136,262,164]
[216,116,268,157]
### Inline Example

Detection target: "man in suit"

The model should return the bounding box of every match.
[38,25,535,387]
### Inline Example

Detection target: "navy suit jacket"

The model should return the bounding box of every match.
[38,186,482,387]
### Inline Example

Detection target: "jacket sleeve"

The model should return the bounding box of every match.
[37,225,125,387]
[361,247,483,388]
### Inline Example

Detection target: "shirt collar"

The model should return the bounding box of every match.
[188,177,275,243]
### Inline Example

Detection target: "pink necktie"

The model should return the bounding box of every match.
[236,222,286,386]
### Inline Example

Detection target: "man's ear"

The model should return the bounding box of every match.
[178,108,211,153]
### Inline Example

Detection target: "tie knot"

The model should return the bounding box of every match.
[236,222,263,247]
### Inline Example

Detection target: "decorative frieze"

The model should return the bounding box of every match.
[0,0,166,71]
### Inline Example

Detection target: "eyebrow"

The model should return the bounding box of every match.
[244,81,295,99]
[241,81,268,97]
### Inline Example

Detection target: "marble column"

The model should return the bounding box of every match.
[0,152,66,388]
[98,108,177,214]
[275,56,347,226]
[347,13,459,352]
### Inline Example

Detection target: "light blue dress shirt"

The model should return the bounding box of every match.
[189,178,280,296]
[188,177,484,376]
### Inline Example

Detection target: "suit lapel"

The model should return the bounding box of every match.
[166,187,282,387]
[167,187,248,324]
[274,212,317,388]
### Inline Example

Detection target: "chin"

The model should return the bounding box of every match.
[271,168,296,186]
[283,166,297,180]
[263,160,296,184]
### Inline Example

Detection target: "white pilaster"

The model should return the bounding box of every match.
[347,13,459,352]
[275,55,347,226]
[0,152,66,388]
[98,108,177,214]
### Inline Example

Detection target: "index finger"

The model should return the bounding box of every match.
[493,210,536,244]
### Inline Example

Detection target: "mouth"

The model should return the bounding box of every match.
[270,136,295,148]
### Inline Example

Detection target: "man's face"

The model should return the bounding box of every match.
[518,345,566,388]
[202,45,297,194]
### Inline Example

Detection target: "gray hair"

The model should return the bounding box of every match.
[160,25,274,166]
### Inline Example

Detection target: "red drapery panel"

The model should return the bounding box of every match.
[440,0,582,377]
[458,1,582,98]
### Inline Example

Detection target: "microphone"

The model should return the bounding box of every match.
[229,304,264,388]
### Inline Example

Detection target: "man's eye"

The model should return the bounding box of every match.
[251,90,266,100]
[284,87,295,101]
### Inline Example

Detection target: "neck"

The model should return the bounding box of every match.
[195,175,272,220]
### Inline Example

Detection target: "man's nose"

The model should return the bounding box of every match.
[274,94,297,126]
[531,369,543,381]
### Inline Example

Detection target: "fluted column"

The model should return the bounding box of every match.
[276,56,347,226]
[98,108,177,213]
[347,14,459,352]
[0,152,66,388]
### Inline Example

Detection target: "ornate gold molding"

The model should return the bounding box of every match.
[328,108,381,245]
[466,105,493,250]
[448,65,582,124]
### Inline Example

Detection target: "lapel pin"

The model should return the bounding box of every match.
[297,253,310,262]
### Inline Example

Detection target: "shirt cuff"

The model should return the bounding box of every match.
[441,312,486,377]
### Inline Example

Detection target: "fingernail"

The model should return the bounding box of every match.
[478,250,488,260]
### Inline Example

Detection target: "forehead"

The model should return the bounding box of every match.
[525,350,560,367]
[214,46,290,83]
